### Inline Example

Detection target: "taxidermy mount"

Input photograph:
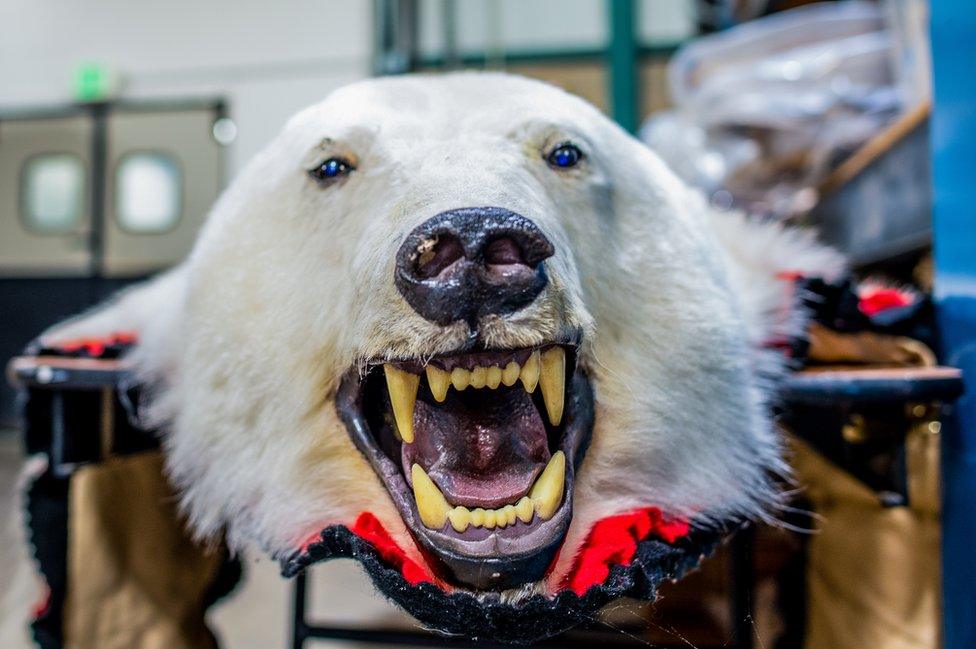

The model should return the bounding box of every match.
[38,73,842,642]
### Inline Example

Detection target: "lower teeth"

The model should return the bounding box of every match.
[411,451,565,532]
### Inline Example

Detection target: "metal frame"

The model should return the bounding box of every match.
[607,0,640,133]
[414,43,679,70]
[376,0,679,133]
[374,0,419,75]
[930,0,976,647]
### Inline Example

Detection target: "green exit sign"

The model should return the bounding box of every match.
[73,63,117,102]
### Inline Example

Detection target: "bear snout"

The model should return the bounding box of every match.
[394,206,554,326]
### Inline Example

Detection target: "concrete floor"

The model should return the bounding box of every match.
[0,430,419,649]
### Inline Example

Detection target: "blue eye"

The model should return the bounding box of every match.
[547,143,583,169]
[310,157,355,182]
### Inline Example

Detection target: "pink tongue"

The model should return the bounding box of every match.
[402,386,550,509]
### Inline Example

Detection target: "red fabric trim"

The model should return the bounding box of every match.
[775,270,804,282]
[858,287,913,317]
[55,331,138,357]
[562,507,690,596]
[351,512,437,586]
[330,507,687,594]
[760,270,806,353]
[30,585,51,621]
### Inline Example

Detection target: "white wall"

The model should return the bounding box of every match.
[0,0,374,175]
[0,0,696,173]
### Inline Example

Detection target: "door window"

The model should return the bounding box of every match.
[114,152,182,233]
[21,153,86,233]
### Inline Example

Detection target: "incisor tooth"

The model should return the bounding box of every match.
[502,362,520,386]
[384,364,419,443]
[448,506,471,532]
[451,367,470,390]
[426,365,450,402]
[529,451,565,520]
[470,366,487,388]
[470,508,486,527]
[411,464,450,529]
[503,504,517,526]
[482,508,497,529]
[520,351,540,393]
[486,366,502,389]
[441,499,546,530]
[538,347,566,426]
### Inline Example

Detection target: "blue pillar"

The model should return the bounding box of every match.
[931,1,976,647]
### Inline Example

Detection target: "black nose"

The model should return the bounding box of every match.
[394,206,555,326]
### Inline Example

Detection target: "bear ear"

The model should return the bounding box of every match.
[37,265,188,376]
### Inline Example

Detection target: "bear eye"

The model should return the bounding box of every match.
[309,157,355,182]
[546,142,583,169]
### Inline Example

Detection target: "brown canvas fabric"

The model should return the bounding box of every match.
[63,452,224,649]
[790,426,941,649]
[807,323,937,368]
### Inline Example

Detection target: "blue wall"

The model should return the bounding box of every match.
[931,0,976,645]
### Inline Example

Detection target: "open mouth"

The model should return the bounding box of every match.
[336,341,594,590]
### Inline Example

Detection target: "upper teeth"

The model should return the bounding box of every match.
[537,348,565,426]
[383,364,420,443]
[382,347,566,444]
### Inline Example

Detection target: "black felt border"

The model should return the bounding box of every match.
[282,524,723,644]
[24,469,70,649]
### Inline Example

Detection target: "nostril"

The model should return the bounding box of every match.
[484,237,526,267]
[415,233,464,279]
[395,207,554,325]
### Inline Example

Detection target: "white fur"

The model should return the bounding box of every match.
[41,73,844,589]
[1,458,47,649]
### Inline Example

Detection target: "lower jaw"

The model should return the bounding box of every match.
[413,519,570,590]
[336,366,595,591]
[410,449,579,590]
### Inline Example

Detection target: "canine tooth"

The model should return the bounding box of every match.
[503,504,518,526]
[451,367,470,390]
[411,464,450,529]
[470,508,486,527]
[384,364,419,443]
[448,506,471,532]
[426,365,451,402]
[482,508,497,529]
[529,451,565,520]
[502,362,520,386]
[486,366,502,389]
[520,351,540,393]
[470,366,487,389]
[539,347,566,426]
[515,497,534,523]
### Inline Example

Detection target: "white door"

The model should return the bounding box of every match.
[102,109,221,277]
[0,116,93,277]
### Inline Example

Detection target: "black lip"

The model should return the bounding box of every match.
[336,353,595,591]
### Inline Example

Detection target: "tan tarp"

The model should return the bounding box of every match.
[64,452,225,649]
[791,423,942,649]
